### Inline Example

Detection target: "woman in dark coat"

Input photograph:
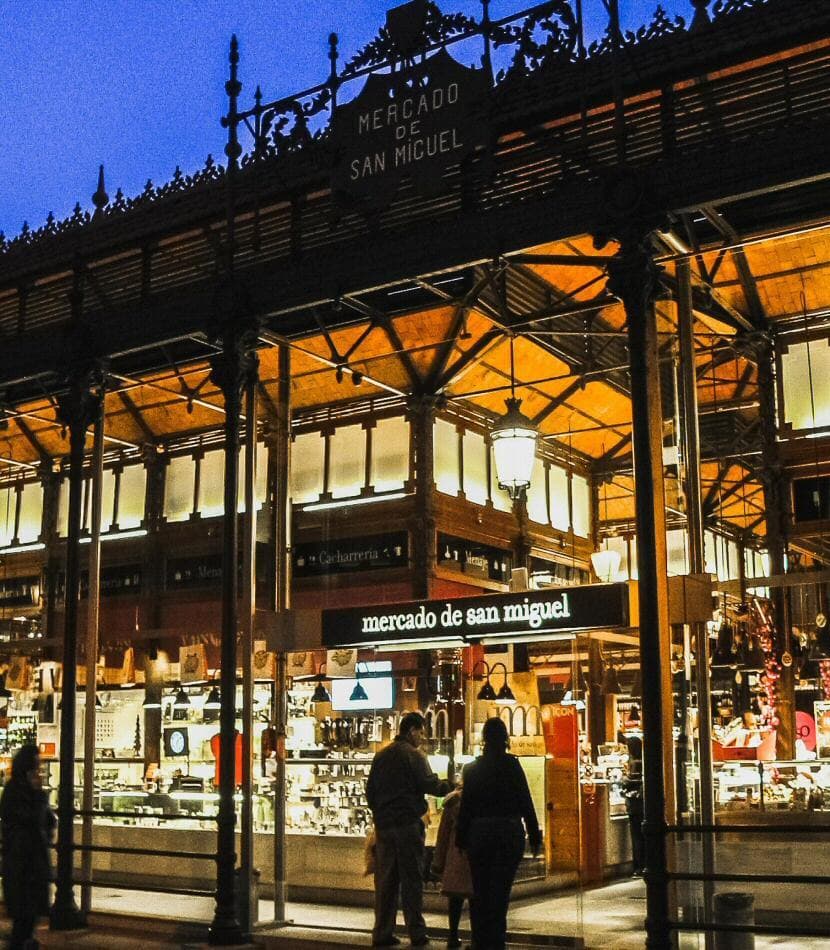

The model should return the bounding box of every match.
[456,718,541,950]
[1,745,54,949]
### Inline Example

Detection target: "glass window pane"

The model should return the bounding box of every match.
[434,418,460,497]
[199,450,225,518]
[237,441,267,513]
[781,338,830,431]
[704,530,718,576]
[571,474,590,538]
[118,465,146,529]
[329,424,366,499]
[371,417,409,492]
[164,455,196,523]
[607,535,629,580]
[100,469,117,532]
[58,478,70,537]
[291,432,325,504]
[628,536,639,580]
[666,528,688,576]
[0,484,15,546]
[462,429,488,506]
[549,465,569,531]
[17,482,43,544]
[526,457,548,525]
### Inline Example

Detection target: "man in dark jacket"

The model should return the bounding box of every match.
[1,745,54,949]
[366,712,449,948]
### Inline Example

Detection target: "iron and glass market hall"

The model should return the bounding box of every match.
[1,0,830,946]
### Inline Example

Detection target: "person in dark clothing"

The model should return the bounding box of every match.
[366,712,450,948]
[457,717,541,950]
[624,735,645,877]
[1,745,55,950]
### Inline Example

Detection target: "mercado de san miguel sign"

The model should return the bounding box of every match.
[323,582,630,648]
[331,47,489,208]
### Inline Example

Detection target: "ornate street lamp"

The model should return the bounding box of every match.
[491,335,538,500]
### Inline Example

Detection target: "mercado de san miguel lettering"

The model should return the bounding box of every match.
[1,0,830,946]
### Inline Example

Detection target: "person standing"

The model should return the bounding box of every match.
[456,717,540,950]
[623,735,645,877]
[366,711,450,948]
[430,780,473,949]
[1,745,55,950]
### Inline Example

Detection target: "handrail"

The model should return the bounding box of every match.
[672,922,830,938]
[666,823,830,834]
[668,870,830,886]
[72,809,218,822]
[71,843,217,860]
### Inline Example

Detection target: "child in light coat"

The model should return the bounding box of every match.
[431,786,473,949]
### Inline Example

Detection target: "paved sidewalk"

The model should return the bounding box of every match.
[4,880,830,949]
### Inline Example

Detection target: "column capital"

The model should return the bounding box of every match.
[56,366,106,441]
[209,330,259,405]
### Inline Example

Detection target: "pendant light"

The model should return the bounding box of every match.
[295,662,332,704]
[203,684,221,710]
[349,663,369,703]
[491,334,538,500]
[142,689,161,710]
[173,686,191,709]
[602,655,622,694]
[491,662,517,705]
[471,659,497,702]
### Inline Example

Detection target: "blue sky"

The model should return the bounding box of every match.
[0,0,689,238]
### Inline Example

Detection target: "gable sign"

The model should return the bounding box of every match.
[332,48,489,208]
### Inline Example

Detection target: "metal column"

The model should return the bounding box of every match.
[239,364,258,933]
[677,258,716,947]
[80,397,105,915]
[608,234,674,949]
[273,343,291,925]
[51,368,102,931]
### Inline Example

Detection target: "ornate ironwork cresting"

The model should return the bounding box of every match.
[0,0,789,256]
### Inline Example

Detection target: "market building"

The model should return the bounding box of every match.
[1,0,830,946]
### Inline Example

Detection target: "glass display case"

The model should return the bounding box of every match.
[714,759,830,812]
[286,756,373,837]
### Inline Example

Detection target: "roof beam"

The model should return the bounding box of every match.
[116,389,158,445]
[13,416,51,464]
[701,206,767,329]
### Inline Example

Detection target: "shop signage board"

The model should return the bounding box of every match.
[331,44,489,209]
[0,575,40,607]
[293,532,408,577]
[55,565,142,599]
[437,533,512,582]
[322,582,630,647]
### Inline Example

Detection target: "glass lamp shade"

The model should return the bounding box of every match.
[590,549,622,583]
[312,681,332,704]
[203,686,221,710]
[491,398,538,500]
[495,682,517,705]
[350,681,369,702]
[173,687,191,709]
[476,679,497,702]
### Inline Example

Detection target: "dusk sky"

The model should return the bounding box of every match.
[1,0,688,238]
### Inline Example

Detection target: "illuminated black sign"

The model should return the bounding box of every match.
[322,582,630,647]
[294,532,408,577]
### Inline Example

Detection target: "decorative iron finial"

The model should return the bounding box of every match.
[92,164,109,215]
[691,0,711,30]
[224,34,242,166]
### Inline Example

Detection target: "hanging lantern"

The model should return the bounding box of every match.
[490,335,538,500]
[591,548,622,584]
[491,398,538,500]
